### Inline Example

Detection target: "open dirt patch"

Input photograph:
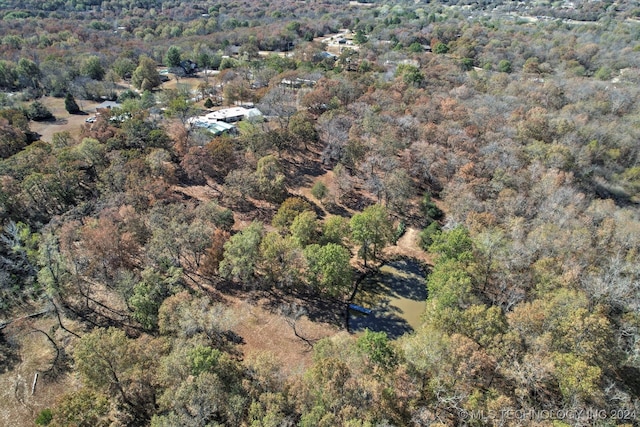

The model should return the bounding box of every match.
[386,227,432,264]
[228,296,339,373]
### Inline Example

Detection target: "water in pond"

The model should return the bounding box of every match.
[349,258,427,339]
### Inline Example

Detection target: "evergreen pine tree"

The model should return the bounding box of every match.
[64,92,81,114]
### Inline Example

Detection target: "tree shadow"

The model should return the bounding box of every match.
[340,191,375,212]
[208,259,427,339]
[619,366,640,397]
[40,345,72,383]
[226,198,258,214]
[324,201,350,218]
[259,287,345,327]
[376,259,428,301]
[284,157,326,190]
[0,329,21,374]
[213,281,346,333]
[348,258,427,339]
[349,310,413,339]
[298,293,345,326]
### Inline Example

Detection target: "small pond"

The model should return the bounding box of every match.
[349,258,427,339]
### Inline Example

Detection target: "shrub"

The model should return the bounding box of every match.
[433,42,449,54]
[35,408,53,425]
[461,57,474,71]
[311,181,328,202]
[408,42,423,53]
[117,89,139,102]
[26,101,54,121]
[421,192,444,222]
[419,222,442,251]
[498,59,512,73]
[594,66,612,81]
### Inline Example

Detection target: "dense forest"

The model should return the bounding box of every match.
[1,0,640,426]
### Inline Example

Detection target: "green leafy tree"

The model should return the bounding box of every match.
[594,65,612,81]
[166,94,196,125]
[64,92,80,114]
[272,197,312,229]
[304,243,352,297]
[81,56,105,80]
[408,42,423,53]
[195,50,211,72]
[311,181,328,203]
[433,42,449,54]
[111,57,136,79]
[419,221,441,251]
[0,60,17,89]
[128,266,183,330]
[426,258,474,312]
[288,112,318,150]
[421,192,443,222]
[165,46,182,68]
[357,329,397,369]
[290,210,319,246]
[219,221,263,284]
[140,90,156,108]
[35,408,53,426]
[396,64,424,87]
[118,88,140,103]
[350,204,394,267]
[460,57,474,71]
[48,390,110,427]
[256,155,287,203]
[498,59,512,73]
[74,328,162,426]
[188,345,222,376]
[259,231,304,288]
[428,225,473,262]
[219,57,238,70]
[321,216,350,246]
[132,55,162,91]
[353,29,367,44]
[553,353,602,403]
[16,57,41,89]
